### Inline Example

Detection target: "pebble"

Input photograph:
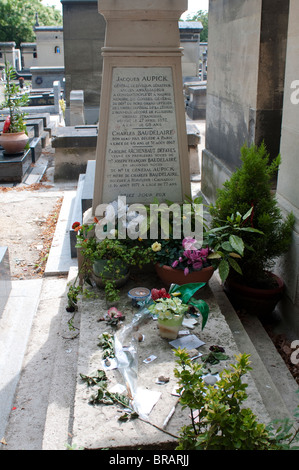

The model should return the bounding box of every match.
[203,374,218,386]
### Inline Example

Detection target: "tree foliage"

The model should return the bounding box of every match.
[185,9,208,42]
[0,0,62,47]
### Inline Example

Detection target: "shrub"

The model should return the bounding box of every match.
[209,143,294,286]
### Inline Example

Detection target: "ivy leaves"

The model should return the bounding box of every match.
[80,333,138,422]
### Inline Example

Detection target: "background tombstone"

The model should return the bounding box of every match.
[70,90,85,126]
[91,0,190,214]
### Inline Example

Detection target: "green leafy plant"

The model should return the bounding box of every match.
[209,143,295,287]
[80,367,134,412]
[67,219,155,310]
[98,332,115,359]
[205,207,264,282]
[151,207,262,283]
[174,350,299,450]
[0,60,29,133]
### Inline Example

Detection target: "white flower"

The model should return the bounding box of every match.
[151,242,162,252]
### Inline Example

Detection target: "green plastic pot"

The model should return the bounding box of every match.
[157,314,184,340]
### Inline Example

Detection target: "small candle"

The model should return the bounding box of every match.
[128,287,151,306]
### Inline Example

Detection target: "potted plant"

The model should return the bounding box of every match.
[0,60,29,154]
[153,238,214,286]
[147,283,209,339]
[209,142,295,316]
[152,207,262,287]
[67,219,155,309]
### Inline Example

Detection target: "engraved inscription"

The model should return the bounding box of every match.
[102,67,182,203]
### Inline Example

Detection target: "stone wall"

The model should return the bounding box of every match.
[202,0,289,202]
[203,0,299,335]
[61,0,106,125]
[275,0,299,336]
[34,27,64,67]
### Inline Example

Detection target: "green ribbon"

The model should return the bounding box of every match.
[169,282,210,330]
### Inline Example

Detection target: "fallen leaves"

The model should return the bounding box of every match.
[0,182,53,192]
[34,197,63,276]
[267,332,299,386]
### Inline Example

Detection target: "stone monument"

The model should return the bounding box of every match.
[91,0,190,214]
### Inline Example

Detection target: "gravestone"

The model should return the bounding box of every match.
[91,0,190,213]
[186,83,207,120]
[70,90,85,126]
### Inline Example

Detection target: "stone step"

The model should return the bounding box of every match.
[0,279,43,441]
[22,158,48,185]
[45,120,57,138]
[44,190,78,276]
[0,277,76,450]
[25,119,44,138]
[210,274,299,422]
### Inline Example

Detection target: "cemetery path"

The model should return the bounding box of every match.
[0,186,63,279]
[0,148,77,279]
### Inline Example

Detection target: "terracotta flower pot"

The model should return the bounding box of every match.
[0,131,29,154]
[155,263,214,287]
[224,272,284,320]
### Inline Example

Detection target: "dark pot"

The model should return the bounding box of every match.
[224,272,284,319]
[92,259,130,288]
[155,263,214,287]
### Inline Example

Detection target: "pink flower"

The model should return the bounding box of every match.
[182,237,197,250]
[107,307,123,318]
[200,247,209,258]
[193,261,203,270]
[172,260,179,268]
[184,267,189,276]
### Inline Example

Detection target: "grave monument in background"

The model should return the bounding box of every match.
[91,0,191,214]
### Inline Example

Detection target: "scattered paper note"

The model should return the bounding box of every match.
[133,388,161,416]
[109,383,127,394]
[182,317,198,329]
[178,330,190,337]
[143,354,157,364]
[169,334,205,350]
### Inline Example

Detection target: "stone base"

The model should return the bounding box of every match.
[0,148,32,183]
[186,105,206,120]
[52,126,98,181]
